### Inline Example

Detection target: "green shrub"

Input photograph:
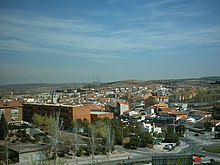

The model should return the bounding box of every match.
[203,146,220,153]
[33,134,40,142]
[83,147,91,156]
[8,132,14,137]
[76,147,83,157]
[16,129,23,138]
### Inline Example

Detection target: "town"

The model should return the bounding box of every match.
[0,78,220,164]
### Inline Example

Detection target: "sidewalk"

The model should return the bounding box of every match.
[16,148,131,165]
[16,141,188,165]
[65,150,131,164]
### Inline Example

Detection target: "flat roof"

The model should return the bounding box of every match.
[23,103,82,108]
[91,111,112,115]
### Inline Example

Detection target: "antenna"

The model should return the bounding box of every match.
[97,76,99,85]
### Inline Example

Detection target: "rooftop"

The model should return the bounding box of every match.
[91,111,113,115]
[0,100,23,108]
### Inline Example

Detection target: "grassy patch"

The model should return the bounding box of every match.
[202,145,220,153]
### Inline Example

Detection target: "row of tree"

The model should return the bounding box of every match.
[1,112,185,163]
[170,86,220,103]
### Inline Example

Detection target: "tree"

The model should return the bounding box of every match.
[175,125,186,136]
[72,120,80,159]
[145,96,159,107]
[89,125,97,162]
[140,132,153,147]
[78,118,89,135]
[163,125,179,143]
[125,136,140,149]
[164,132,179,143]
[92,118,107,139]
[111,119,124,144]
[42,112,70,160]
[204,121,214,131]
[105,120,115,159]
[32,113,52,130]
[0,113,8,140]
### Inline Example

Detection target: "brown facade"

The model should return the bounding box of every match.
[73,106,91,122]
[23,104,91,128]
[0,101,23,123]
[91,112,114,121]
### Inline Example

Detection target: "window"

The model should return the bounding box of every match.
[0,109,5,119]
[11,108,19,120]
[11,108,19,115]
[0,109,5,115]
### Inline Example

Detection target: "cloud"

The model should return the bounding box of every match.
[0,10,128,61]
[0,4,220,64]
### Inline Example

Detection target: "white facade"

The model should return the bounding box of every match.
[124,110,138,116]
[26,98,35,103]
[145,107,155,114]
[143,123,162,134]
[119,103,129,115]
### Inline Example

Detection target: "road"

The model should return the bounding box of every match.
[87,129,220,165]
[18,124,220,164]
[179,130,220,159]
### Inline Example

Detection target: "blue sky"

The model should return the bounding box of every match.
[0,0,220,85]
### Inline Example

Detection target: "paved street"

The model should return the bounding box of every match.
[15,129,220,164]
[179,130,220,160]
[80,129,220,165]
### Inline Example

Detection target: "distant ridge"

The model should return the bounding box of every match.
[1,76,219,89]
[199,76,220,80]
[101,76,220,87]
[0,82,87,88]
[104,79,145,85]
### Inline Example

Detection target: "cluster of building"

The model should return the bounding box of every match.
[1,84,220,135]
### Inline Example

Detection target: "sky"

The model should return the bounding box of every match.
[0,0,220,85]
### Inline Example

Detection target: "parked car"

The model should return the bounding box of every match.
[163,144,174,150]
[194,133,199,136]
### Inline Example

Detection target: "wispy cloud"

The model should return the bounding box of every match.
[152,3,209,17]
[0,10,129,61]
[0,4,220,63]
[0,0,220,84]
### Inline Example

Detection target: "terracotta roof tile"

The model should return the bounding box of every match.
[179,117,188,120]
[117,101,128,105]
[0,100,23,108]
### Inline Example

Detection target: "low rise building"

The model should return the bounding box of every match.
[143,123,162,134]
[23,103,91,128]
[188,110,212,120]
[158,110,187,123]
[0,100,23,123]
[116,101,129,116]
[91,111,114,121]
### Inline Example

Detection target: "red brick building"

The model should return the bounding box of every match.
[91,111,114,121]
[0,100,23,123]
[23,103,93,128]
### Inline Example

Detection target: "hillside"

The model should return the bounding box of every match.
[0,76,219,96]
